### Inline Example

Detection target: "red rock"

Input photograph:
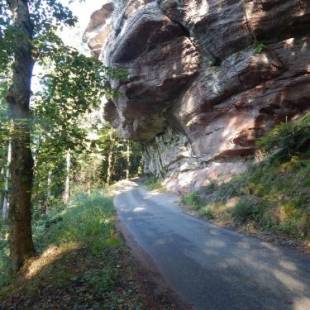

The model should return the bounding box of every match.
[85,0,310,191]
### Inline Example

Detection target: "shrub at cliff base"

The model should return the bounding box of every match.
[183,113,310,241]
[144,175,164,191]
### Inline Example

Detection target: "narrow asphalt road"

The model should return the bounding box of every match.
[113,180,310,310]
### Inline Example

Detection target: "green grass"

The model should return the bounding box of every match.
[184,157,310,240]
[182,192,216,219]
[37,192,119,253]
[182,192,202,208]
[0,191,118,287]
[0,191,144,309]
[0,191,176,309]
[258,112,310,161]
[144,175,164,191]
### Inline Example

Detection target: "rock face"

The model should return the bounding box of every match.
[85,0,310,192]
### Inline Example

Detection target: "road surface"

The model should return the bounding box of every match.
[113,180,310,310]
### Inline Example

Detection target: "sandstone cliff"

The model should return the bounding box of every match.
[84,0,310,192]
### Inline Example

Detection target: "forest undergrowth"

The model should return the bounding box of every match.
[0,191,175,309]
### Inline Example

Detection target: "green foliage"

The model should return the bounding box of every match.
[29,31,132,205]
[31,38,121,205]
[0,0,77,73]
[0,0,143,277]
[254,41,267,54]
[0,191,159,309]
[182,191,216,219]
[82,268,117,294]
[258,113,310,161]
[190,156,310,239]
[0,0,140,219]
[0,191,118,290]
[37,191,117,254]
[98,128,142,184]
[32,39,119,153]
[144,175,163,191]
[232,196,267,224]
[200,207,215,220]
[182,192,204,209]
[30,0,77,35]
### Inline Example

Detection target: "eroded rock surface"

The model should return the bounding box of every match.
[85,0,310,192]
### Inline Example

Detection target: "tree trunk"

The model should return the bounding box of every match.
[2,140,11,223]
[63,149,71,204]
[106,131,115,185]
[126,140,130,180]
[6,0,35,271]
[45,170,52,214]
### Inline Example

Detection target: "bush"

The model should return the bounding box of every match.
[41,191,117,255]
[182,192,204,209]
[232,196,262,224]
[144,175,163,191]
[232,196,276,228]
[258,113,310,161]
[200,207,215,219]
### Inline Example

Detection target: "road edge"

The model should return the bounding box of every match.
[115,215,191,310]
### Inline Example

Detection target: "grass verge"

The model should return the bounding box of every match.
[144,176,164,191]
[183,156,310,244]
[0,191,176,309]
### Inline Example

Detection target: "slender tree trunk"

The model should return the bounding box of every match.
[63,149,71,204]
[87,179,91,194]
[6,0,35,271]
[0,168,4,210]
[2,140,11,223]
[106,131,115,185]
[126,140,130,180]
[45,170,52,214]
